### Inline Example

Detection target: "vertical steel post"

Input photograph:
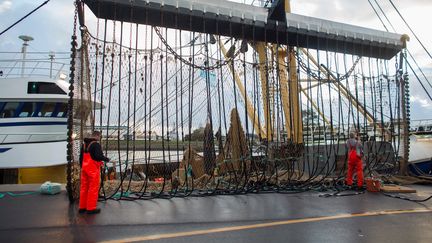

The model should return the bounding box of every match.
[399,34,410,175]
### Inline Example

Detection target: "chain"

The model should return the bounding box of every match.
[154,27,232,71]
[339,56,361,80]
[72,2,78,46]
[297,55,321,81]
[402,48,410,174]
[297,51,361,81]
[66,0,79,203]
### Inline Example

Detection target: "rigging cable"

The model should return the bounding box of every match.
[387,0,432,61]
[367,0,432,101]
[0,0,50,36]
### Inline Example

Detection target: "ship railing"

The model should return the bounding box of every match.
[302,122,398,143]
[0,54,69,79]
[410,119,432,132]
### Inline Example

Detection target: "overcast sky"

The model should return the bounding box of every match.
[0,0,431,120]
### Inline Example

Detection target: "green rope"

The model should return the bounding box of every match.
[112,191,130,199]
[0,191,38,199]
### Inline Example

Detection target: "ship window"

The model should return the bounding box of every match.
[27,82,66,95]
[56,103,68,117]
[38,102,57,117]
[0,102,20,118]
[18,102,36,117]
[0,102,5,113]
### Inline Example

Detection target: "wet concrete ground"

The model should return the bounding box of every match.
[0,185,431,243]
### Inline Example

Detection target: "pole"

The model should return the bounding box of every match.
[49,51,55,78]
[18,35,34,77]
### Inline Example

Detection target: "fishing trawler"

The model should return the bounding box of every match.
[409,120,432,176]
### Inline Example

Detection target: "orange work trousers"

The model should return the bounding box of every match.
[346,150,364,187]
[79,152,102,210]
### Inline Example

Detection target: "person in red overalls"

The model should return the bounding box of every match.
[345,132,364,190]
[79,131,110,214]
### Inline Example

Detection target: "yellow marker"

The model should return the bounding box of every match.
[99,208,432,243]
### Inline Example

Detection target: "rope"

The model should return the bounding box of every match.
[0,191,38,199]
[0,0,50,36]
[382,192,432,203]
[368,0,432,101]
[387,0,432,61]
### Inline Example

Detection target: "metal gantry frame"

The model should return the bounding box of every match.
[63,0,415,202]
[82,0,408,139]
[81,0,409,162]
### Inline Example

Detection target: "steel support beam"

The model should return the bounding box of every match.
[84,0,404,59]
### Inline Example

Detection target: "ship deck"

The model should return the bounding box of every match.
[0,184,431,242]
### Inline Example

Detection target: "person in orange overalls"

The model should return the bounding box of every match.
[345,132,364,190]
[79,131,110,214]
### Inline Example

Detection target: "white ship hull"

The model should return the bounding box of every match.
[0,77,69,169]
[0,141,67,168]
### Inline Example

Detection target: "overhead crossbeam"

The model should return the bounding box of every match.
[84,0,404,59]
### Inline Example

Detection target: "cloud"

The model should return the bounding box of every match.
[409,66,432,105]
[0,0,74,53]
[411,95,432,108]
[0,0,12,13]
[292,0,377,25]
